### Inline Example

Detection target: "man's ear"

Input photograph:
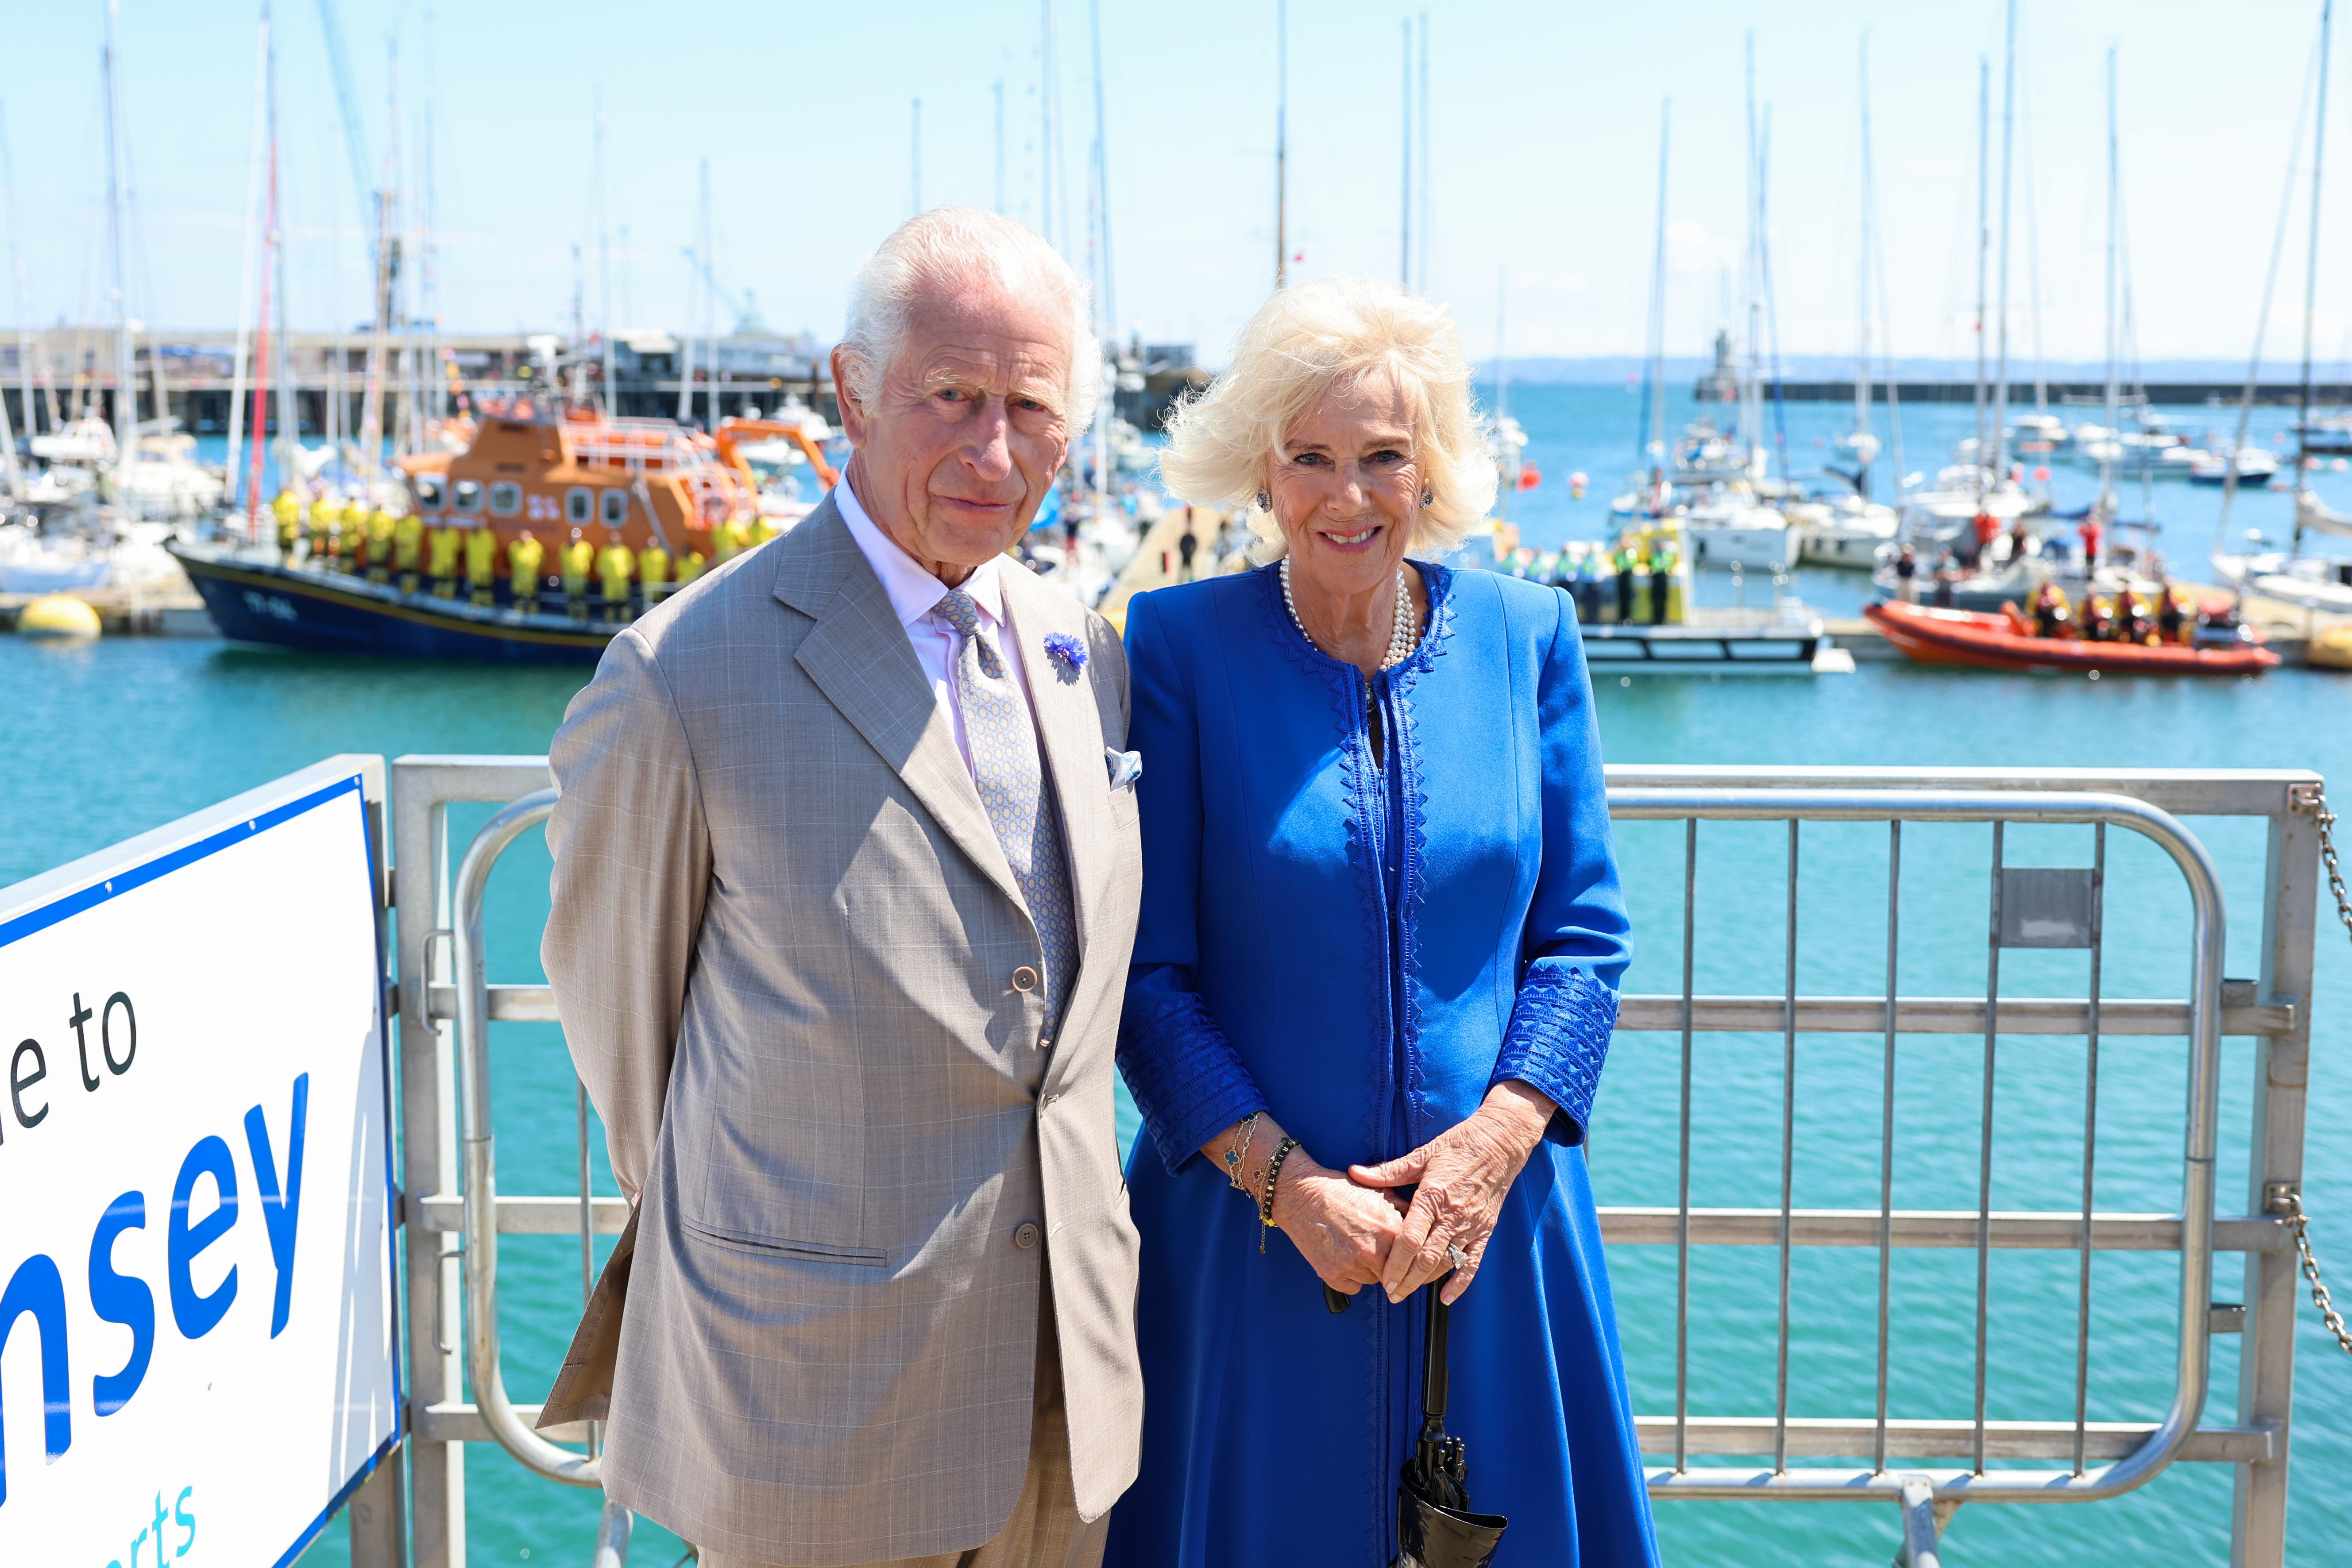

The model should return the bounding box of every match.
[831,346,867,445]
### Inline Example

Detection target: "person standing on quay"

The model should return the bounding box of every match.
[1107,278,1655,1567]
[541,207,1143,1568]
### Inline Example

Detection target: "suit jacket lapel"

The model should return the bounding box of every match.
[999,567,1116,963]
[780,506,1026,913]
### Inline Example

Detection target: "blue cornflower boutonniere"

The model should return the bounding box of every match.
[1043,632,1088,682]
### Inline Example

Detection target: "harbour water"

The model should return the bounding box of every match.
[6,387,2349,1564]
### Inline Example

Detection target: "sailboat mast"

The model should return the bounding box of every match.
[1089,0,1111,533]
[2296,0,2334,543]
[102,0,136,486]
[1648,101,1670,474]
[224,7,270,512]
[1992,0,2016,481]
[1494,266,1508,521]
[1417,12,1430,292]
[2101,48,2119,511]
[1,101,35,444]
[1972,56,1989,498]
[1742,34,1762,476]
[1275,0,1288,291]
[1854,36,1873,452]
[1400,18,1413,289]
[700,159,716,429]
[597,90,614,412]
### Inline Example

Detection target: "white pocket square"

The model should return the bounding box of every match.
[1105,748,1144,791]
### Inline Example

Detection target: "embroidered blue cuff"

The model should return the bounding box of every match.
[1116,987,1271,1175]
[1491,963,1619,1147]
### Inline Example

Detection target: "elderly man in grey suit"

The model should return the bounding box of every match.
[541,206,1143,1568]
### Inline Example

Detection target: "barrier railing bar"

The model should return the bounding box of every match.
[1976,822,2004,1474]
[1634,1418,2279,1466]
[398,1193,2295,1250]
[1676,817,1696,1474]
[1775,819,1799,1474]
[2075,824,2107,1475]
[424,983,2295,1039]
[1877,819,1901,1475]
[449,786,601,1489]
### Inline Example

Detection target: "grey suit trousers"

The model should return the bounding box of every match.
[698,1276,1105,1568]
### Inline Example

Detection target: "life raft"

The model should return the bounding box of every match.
[1863,599,2281,676]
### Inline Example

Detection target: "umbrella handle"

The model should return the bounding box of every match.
[1322,1283,1351,1313]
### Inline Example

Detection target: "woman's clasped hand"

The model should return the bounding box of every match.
[1209,1079,1558,1309]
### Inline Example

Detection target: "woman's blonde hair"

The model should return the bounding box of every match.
[1157,277,1496,561]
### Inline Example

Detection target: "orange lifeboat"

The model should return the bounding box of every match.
[1864,599,2280,676]
[394,402,799,559]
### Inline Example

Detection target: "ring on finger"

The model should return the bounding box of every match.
[1447,1244,1468,1273]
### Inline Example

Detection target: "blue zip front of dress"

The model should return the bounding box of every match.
[1354,662,1418,1566]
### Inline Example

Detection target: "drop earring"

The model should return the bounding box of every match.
[1255,490,1272,512]
[1421,490,1433,507]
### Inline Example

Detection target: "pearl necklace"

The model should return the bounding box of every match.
[1280,556,1420,671]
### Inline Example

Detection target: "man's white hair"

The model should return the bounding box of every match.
[838,207,1101,436]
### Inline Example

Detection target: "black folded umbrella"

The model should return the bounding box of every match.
[1395,1286,1507,1568]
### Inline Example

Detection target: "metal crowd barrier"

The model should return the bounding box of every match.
[368,759,2322,1568]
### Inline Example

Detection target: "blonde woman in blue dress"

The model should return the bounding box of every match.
[1106,278,1658,1567]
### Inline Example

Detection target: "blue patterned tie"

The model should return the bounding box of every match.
[935,589,1078,1031]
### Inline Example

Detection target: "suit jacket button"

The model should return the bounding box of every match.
[1011,966,1039,993]
[1013,1221,1042,1250]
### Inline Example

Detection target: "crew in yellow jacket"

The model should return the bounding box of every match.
[273,491,301,557]
[711,517,749,564]
[465,524,499,606]
[596,536,636,624]
[313,498,347,572]
[366,508,397,584]
[561,530,595,622]
[393,512,425,593]
[507,530,545,612]
[673,548,708,589]
[638,539,672,606]
[428,521,463,599]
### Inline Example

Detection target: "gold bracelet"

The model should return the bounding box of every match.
[1223,1112,1262,1191]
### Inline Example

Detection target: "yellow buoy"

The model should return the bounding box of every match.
[17,593,102,639]
[2309,625,2352,671]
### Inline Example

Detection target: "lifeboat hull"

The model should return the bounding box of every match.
[1864,600,2281,676]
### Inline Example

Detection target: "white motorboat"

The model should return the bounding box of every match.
[1787,494,1899,568]
[1681,496,1789,569]
[2188,447,2282,486]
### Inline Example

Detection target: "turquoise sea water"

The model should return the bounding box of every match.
[4,385,2349,1565]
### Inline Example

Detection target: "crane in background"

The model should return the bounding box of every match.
[680,247,766,335]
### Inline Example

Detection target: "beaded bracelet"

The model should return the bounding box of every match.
[1259,1136,1300,1254]
[1223,1112,1263,1193]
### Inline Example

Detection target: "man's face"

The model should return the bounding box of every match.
[834,274,1076,583]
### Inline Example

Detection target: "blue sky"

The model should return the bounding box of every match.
[3,0,2345,370]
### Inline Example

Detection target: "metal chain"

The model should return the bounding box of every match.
[2282,784,2352,1354]
[2280,1190,2352,1356]
[2310,787,2352,948]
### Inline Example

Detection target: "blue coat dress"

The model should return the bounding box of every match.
[1104,561,1657,1568]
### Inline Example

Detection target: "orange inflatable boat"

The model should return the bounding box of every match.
[1864,599,2281,675]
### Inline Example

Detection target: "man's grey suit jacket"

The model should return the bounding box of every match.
[541,497,1144,1566]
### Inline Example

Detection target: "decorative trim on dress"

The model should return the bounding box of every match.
[1491,962,1621,1146]
[1116,990,1271,1174]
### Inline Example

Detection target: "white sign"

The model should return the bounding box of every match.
[0,757,398,1568]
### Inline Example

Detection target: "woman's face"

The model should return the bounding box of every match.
[1268,368,1422,599]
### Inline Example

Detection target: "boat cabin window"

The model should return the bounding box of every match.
[415,474,445,508]
[568,487,594,525]
[488,482,523,518]
[453,479,483,513]
[600,488,628,526]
